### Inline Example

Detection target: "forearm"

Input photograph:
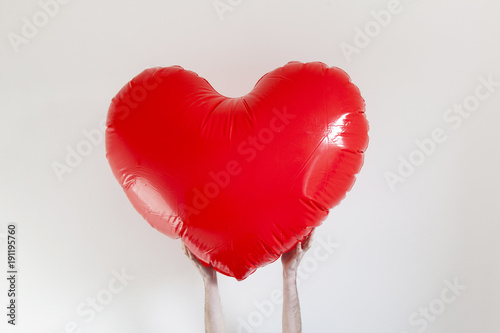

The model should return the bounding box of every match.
[204,274,225,333]
[282,270,301,333]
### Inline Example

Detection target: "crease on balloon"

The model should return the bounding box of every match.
[227,100,236,146]
[241,98,255,125]
[326,113,349,146]
[270,221,291,255]
[267,72,294,84]
[242,243,262,269]
[340,147,363,155]
[171,213,184,236]
[226,238,238,276]
[201,98,225,136]
[151,66,162,78]
[122,171,137,190]
[320,64,328,76]
[299,197,328,213]
[255,234,280,262]
[149,210,182,228]
[291,137,325,184]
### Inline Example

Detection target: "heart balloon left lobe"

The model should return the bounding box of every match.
[106,62,369,280]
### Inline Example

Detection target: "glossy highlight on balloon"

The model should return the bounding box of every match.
[105,62,369,280]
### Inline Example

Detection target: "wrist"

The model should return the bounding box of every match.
[203,271,218,285]
[283,268,297,281]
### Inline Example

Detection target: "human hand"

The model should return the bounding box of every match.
[281,229,314,276]
[182,244,225,333]
[182,243,217,282]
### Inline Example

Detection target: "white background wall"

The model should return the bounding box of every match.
[1,0,499,332]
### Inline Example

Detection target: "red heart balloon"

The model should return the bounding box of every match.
[106,62,368,280]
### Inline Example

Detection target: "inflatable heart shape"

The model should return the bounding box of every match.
[106,62,368,280]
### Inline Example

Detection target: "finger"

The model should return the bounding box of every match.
[302,239,312,252]
[302,230,315,250]
[182,243,195,260]
[289,242,300,253]
[283,243,299,261]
